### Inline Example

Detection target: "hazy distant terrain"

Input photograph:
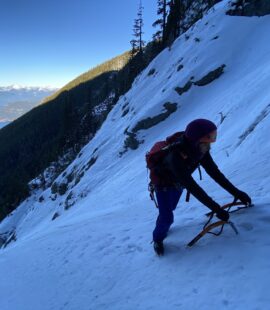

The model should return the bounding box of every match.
[0,85,57,128]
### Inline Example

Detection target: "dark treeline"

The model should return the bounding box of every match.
[152,0,222,48]
[129,0,222,71]
[0,52,131,219]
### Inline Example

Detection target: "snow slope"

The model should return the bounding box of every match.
[1,1,270,309]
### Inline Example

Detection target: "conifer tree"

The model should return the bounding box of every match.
[152,0,169,45]
[130,0,145,57]
[164,0,185,46]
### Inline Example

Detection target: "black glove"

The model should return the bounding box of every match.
[234,190,251,206]
[216,208,230,222]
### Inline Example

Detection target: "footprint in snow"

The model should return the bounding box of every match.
[78,251,85,258]
[239,222,254,231]
[126,244,143,253]
[121,236,130,242]
[258,216,270,223]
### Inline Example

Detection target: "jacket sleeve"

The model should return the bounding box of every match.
[164,151,220,212]
[200,152,239,196]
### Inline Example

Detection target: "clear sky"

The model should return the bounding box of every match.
[0,0,157,88]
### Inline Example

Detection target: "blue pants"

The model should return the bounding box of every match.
[153,187,183,242]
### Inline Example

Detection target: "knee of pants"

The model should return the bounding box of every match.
[158,212,174,226]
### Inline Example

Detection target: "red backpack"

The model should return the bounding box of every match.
[146,131,203,207]
[145,132,183,185]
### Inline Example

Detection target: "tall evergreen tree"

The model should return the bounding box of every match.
[164,0,185,46]
[152,0,169,45]
[130,0,145,57]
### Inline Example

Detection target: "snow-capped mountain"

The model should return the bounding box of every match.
[1,1,270,309]
[0,85,57,128]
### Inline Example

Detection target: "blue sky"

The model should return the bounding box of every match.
[0,0,157,88]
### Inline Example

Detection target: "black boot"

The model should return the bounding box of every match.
[153,240,164,256]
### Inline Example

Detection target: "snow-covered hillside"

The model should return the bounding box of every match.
[0,85,57,128]
[1,1,270,309]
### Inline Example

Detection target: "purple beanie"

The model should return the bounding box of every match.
[185,119,217,143]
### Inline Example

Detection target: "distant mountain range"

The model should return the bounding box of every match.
[0,85,58,128]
